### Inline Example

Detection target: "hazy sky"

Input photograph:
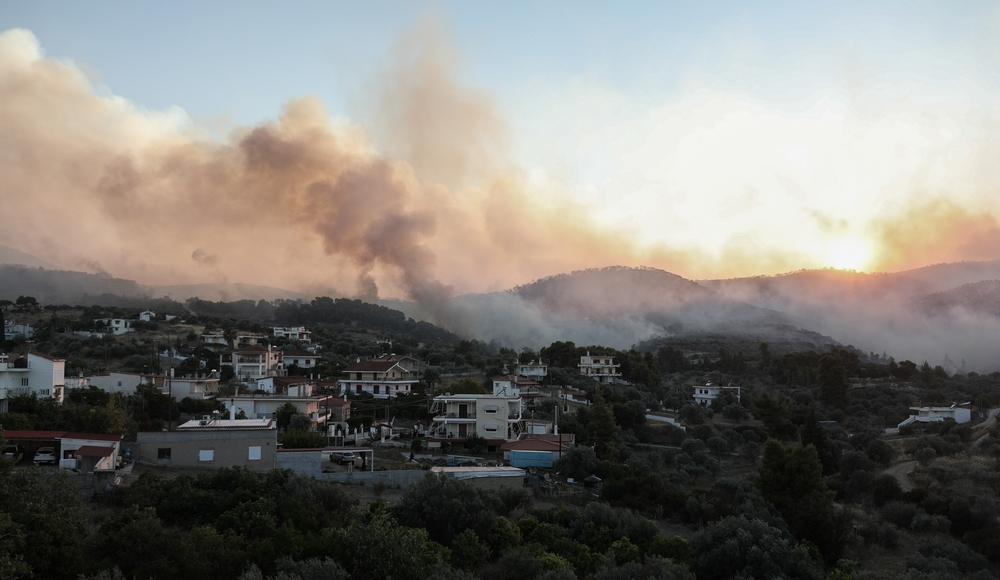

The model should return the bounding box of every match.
[3,2,1000,298]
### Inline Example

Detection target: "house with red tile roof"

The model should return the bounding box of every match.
[337,354,420,399]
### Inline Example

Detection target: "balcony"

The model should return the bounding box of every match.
[433,413,477,422]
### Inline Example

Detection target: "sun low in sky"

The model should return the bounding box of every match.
[2,1,1000,299]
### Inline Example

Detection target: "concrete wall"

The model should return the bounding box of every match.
[275,450,323,477]
[137,429,277,472]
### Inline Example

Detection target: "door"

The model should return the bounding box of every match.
[458,424,468,437]
[459,404,468,418]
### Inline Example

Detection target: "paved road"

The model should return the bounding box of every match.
[972,408,999,448]
[882,460,918,492]
[979,408,1000,429]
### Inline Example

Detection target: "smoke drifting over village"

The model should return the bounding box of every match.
[4,23,1000,368]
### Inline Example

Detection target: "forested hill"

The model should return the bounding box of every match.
[0,265,145,303]
[513,265,719,317]
[185,296,462,344]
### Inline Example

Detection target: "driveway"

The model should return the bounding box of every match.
[882,460,917,492]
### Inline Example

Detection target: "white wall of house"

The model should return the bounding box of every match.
[0,353,66,408]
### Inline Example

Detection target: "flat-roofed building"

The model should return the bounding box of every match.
[137,418,277,471]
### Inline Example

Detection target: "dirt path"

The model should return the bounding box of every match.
[882,460,917,492]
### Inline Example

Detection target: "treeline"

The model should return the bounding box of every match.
[181,296,462,345]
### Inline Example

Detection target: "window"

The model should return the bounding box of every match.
[157,448,171,459]
[118,381,122,387]
[484,405,498,414]
[293,359,299,365]
[484,424,499,433]
[374,385,380,394]
[198,449,214,462]
[20,378,28,386]
[248,446,262,461]
[356,385,361,393]
[355,373,362,380]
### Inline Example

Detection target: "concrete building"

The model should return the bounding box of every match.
[427,381,524,452]
[515,361,548,381]
[282,349,320,370]
[136,418,277,472]
[138,311,156,322]
[95,318,134,335]
[898,405,972,429]
[692,383,741,407]
[338,354,420,399]
[201,334,230,351]
[491,374,539,397]
[88,372,166,396]
[221,345,284,381]
[579,352,621,385]
[3,322,34,341]
[223,388,337,429]
[273,326,312,343]
[0,352,66,410]
[164,374,219,400]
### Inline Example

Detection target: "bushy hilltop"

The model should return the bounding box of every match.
[513,266,718,317]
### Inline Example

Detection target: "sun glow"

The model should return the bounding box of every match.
[825,237,872,271]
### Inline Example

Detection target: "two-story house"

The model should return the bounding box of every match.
[95,318,134,335]
[3,322,34,341]
[0,352,66,410]
[427,381,524,452]
[282,349,321,370]
[338,354,420,399]
[273,326,312,343]
[223,382,335,430]
[692,383,741,407]
[221,345,284,382]
[516,361,548,381]
[579,352,622,384]
[898,405,972,429]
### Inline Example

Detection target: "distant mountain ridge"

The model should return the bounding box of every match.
[0,244,64,270]
[915,280,1000,317]
[513,265,716,317]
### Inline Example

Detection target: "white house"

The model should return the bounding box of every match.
[3,322,34,341]
[579,352,622,384]
[163,373,219,400]
[692,383,741,407]
[223,390,336,429]
[138,311,156,322]
[427,391,523,452]
[516,361,548,381]
[273,326,312,343]
[87,372,166,396]
[898,405,972,429]
[95,318,134,335]
[338,354,420,399]
[0,352,66,410]
[221,345,284,382]
[282,349,320,370]
[492,374,541,398]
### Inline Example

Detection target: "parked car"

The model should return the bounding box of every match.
[330,451,355,465]
[3,444,22,461]
[33,446,57,465]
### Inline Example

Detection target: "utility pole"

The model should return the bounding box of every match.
[557,386,562,463]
